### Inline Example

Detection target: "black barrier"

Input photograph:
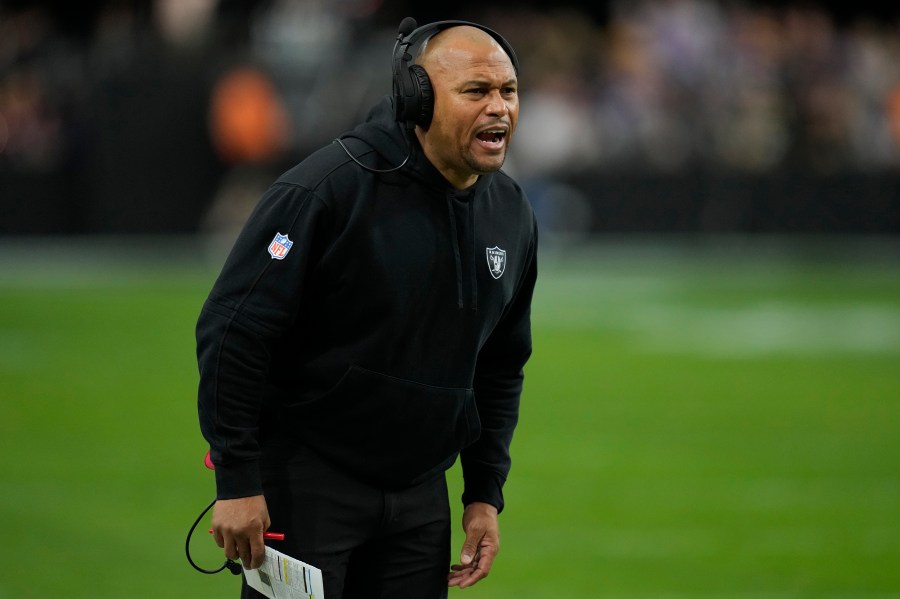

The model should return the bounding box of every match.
[556,171,900,235]
[3,168,899,235]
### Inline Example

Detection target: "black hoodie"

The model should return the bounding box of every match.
[197,96,537,512]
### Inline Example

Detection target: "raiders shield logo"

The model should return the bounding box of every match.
[486,246,506,279]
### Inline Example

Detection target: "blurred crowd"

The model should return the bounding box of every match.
[1,0,900,234]
[504,1,900,177]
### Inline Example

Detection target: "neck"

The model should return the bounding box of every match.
[414,127,478,190]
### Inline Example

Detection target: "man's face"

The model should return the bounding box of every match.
[417,40,519,189]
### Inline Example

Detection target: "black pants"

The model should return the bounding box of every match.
[241,445,451,599]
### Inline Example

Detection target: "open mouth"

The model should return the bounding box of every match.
[475,129,507,149]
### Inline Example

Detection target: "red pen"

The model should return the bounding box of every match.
[209,529,285,541]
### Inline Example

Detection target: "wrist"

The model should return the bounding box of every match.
[464,501,499,516]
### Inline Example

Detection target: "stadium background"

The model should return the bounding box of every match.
[1,1,899,597]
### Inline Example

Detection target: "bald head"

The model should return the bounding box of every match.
[417,26,515,77]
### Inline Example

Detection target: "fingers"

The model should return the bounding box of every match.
[247,531,266,569]
[216,528,245,561]
[217,527,264,569]
[448,502,500,588]
[448,545,497,588]
[210,496,271,570]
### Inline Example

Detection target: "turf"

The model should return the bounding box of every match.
[1,236,898,598]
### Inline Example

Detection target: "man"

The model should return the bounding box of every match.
[197,19,537,598]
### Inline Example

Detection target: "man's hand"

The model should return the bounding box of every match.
[447,501,500,589]
[210,495,270,570]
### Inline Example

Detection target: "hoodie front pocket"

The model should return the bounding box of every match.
[287,365,480,487]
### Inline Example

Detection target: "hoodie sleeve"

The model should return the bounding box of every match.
[461,221,538,513]
[196,182,329,499]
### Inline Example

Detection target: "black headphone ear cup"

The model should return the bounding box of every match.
[409,64,434,128]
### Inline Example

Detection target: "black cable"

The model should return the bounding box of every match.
[333,136,411,173]
[185,498,242,575]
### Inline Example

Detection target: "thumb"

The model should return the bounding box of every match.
[460,534,481,565]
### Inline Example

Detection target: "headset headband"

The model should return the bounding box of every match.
[392,19,519,74]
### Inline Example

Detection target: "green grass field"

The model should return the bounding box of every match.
[1,236,899,598]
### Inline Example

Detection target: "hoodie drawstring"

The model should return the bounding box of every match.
[469,202,478,310]
[446,194,480,311]
[446,196,465,309]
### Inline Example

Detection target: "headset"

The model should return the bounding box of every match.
[335,17,519,173]
[392,17,520,130]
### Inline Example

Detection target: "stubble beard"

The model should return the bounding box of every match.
[465,147,507,175]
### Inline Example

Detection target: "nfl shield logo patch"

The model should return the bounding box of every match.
[486,246,506,279]
[268,233,293,260]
